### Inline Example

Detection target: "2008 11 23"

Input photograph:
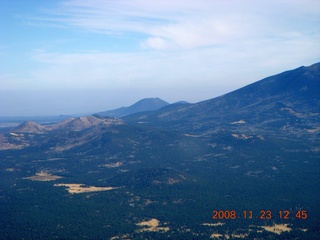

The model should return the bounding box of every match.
[212,210,307,220]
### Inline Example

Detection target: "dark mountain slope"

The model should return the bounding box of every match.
[124,63,320,136]
[97,97,169,117]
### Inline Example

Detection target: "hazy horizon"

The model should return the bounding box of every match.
[1,0,319,116]
[0,86,232,117]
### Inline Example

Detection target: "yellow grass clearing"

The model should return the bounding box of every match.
[101,162,123,168]
[231,233,248,238]
[202,222,225,227]
[54,183,117,194]
[231,120,246,124]
[261,224,292,235]
[184,133,202,137]
[210,233,247,239]
[23,171,64,181]
[232,133,253,140]
[307,127,320,133]
[210,233,223,238]
[136,218,169,232]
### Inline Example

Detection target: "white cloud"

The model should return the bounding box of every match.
[55,0,239,49]
[42,0,319,51]
[28,30,319,93]
[141,37,174,50]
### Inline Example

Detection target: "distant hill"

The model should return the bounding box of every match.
[0,116,124,150]
[96,97,169,117]
[124,62,320,137]
[14,121,47,134]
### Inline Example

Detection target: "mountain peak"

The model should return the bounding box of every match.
[64,116,123,131]
[14,121,46,133]
[97,97,169,118]
[129,97,169,111]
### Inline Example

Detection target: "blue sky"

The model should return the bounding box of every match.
[1,0,319,116]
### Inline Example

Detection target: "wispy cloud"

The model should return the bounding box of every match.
[37,0,320,50]
[25,0,319,91]
[28,32,319,93]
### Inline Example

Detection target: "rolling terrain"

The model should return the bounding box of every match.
[0,63,319,239]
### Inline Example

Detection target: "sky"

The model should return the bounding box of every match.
[0,0,319,116]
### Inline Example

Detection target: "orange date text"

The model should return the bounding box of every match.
[212,210,307,220]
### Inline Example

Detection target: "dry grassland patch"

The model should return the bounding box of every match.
[210,233,223,238]
[261,224,292,234]
[210,232,248,239]
[231,120,246,124]
[136,218,169,232]
[23,171,64,181]
[101,162,123,168]
[202,222,225,227]
[232,133,253,140]
[54,183,117,194]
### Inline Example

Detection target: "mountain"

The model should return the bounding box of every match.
[58,116,122,131]
[96,97,169,117]
[0,116,124,150]
[1,63,319,150]
[45,118,76,130]
[14,121,47,133]
[0,63,319,239]
[124,63,320,137]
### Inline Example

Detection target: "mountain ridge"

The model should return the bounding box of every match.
[0,63,319,150]
[96,97,169,118]
[123,62,320,136]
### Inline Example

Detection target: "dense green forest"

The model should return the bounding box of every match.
[0,128,319,239]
